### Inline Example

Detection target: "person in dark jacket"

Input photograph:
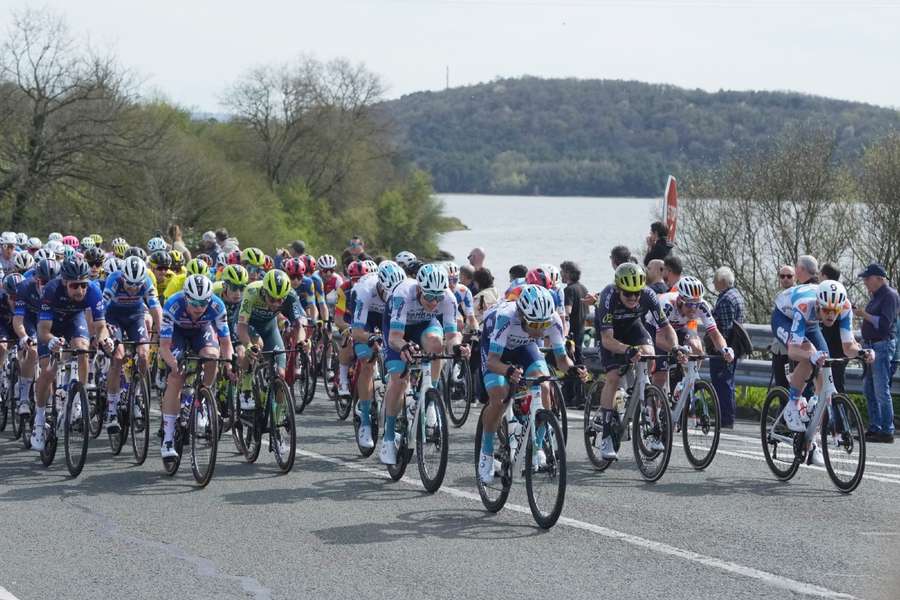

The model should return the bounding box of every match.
[643,221,674,266]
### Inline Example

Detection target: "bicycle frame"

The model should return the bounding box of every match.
[767,363,839,449]
[505,377,551,480]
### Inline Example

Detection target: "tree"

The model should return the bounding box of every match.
[857,133,900,284]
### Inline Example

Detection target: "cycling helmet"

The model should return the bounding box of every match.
[84,247,105,267]
[15,232,27,246]
[525,267,553,289]
[61,235,79,248]
[817,280,847,310]
[377,260,405,293]
[36,258,61,282]
[395,251,417,268]
[262,269,292,300]
[79,236,95,251]
[121,256,147,285]
[13,252,34,272]
[61,245,77,261]
[347,260,365,280]
[226,250,242,265]
[241,247,265,268]
[221,264,249,287]
[148,250,172,269]
[34,248,53,262]
[3,273,23,296]
[444,262,460,279]
[112,238,129,258]
[317,254,337,271]
[301,254,316,274]
[284,257,306,278]
[676,276,705,302]
[186,258,209,277]
[89,234,103,246]
[0,231,17,245]
[263,255,274,272]
[147,237,167,253]
[45,240,65,258]
[28,237,42,251]
[416,263,448,294]
[614,263,645,292]
[362,259,378,274]
[60,257,90,281]
[516,284,555,323]
[48,232,63,242]
[215,252,228,269]
[125,246,147,261]
[103,256,122,275]
[169,249,184,269]
[541,263,561,289]
[196,253,212,266]
[183,274,213,303]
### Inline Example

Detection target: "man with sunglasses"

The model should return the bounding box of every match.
[159,275,233,459]
[593,263,680,460]
[380,263,468,465]
[478,285,585,483]
[84,247,105,282]
[32,257,112,452]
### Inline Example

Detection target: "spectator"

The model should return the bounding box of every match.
[819,263,847,393]
[472,268,499,324]
[460,264,478,295]
[291,240,306,257]
[770,265,795,390]
[199,230,219,264]
[662,255,683,290]
[646,259,668,294]
[341,235,372,269]
[167,224,192,262]
[275,240,306,269]
[643,221,674,266]
[561,261,588,407]
[609,245,632,269]
[854,263,898,443]
[467,247,486,270]
[508,264,527,288]
[795,254,818,285]
[710,266,745,429]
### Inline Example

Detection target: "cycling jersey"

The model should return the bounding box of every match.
[387,279,458,335]
[14,278,43,319]
[334,279,354,324]
[484,301,566,358]
[103,271,160,314]
[309,272,326,307]
[292,276,316,312]
[39,279,104,322]
[162,269,189,302]
[351,275,388,330]
[0,291,15,339]
[451,283,475,318]
[595,284,667,338]
[238,281,304,331]
[504,284,563,313]
[160,292,229,340]
[657,291,716,334]
[788,284,853,345]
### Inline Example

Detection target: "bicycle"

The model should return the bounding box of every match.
[760,357,867,493]
[539,348,572,445]
[288,332,315,413]
[107,340,154,465]
[442,330,477,428]
[327,329,352,420]
[475,374,567,529]
[37,346,93,477]
[386,352,452,493]
[0,339,26,434]
[350,336,386,458]
[160,354,230,487]
[667,353,721,469]
[582,354,673,482]
[232,349,297,473]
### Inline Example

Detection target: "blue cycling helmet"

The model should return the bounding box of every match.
[36,258,61,282]
[3,273,23,296]
[516,284,555,323]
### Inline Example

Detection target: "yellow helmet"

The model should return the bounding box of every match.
[262,269,291,300]
[89,233,103,246]
[186,257,209,277]
[614,263,646,293]
[112,238,129,259]
[222,264,249,287]
[169,249,184,269]
[241,247,266,268]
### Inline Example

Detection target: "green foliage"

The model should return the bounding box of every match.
[384,77,900,197]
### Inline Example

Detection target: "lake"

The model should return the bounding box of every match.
[437,193,659,293]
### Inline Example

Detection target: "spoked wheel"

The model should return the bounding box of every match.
[353,396,380,458]
[8,361,20,438]
[189,386,218,487]
[474,412,511,512]
[129,374,151,465]
[64,382,90,478]
[681,380,721,470]
[443,357,473,428]
[241,397,263,464]
[302,347,318,411]
[108,397,127,456]
[416,389,449,493]
[335,368,353,422]
[40,409,57,467]
[163,423,185,476]
[387,412,412,482]
[821,394,866,493]
[88,357,107,439]
[292,349,311,413]
[548,380,568,445]
[324,340,340,404]
[632,384,672,482]
[0,368,9,432]
[583,380,617,471]
[269,378,296,473]
[525,409,566,529]
[230,395,248,456]
[760,387,800,481]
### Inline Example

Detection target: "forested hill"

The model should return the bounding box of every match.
[381,77,900,197]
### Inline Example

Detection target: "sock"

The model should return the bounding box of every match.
[163,414,177,443]
[535,424,547,447]
[107,391,120,415]
[34,406,46,430]
[482,430,494,455]
[18,378,32,403]
[339,364,349,386]
[358,399,371,427]
[787,386,801,403]
[384,415,396,442]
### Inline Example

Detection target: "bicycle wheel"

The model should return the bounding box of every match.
[0,366,9,432]
[821,394,865,493]
[334,364,352,421]
[760,387,800,481]
[416,388,449,493]
[548,380,568,445]
[303,347,318,410]
[474,411,511,512]
[189,386,218,487]
[8,359,19,438]
[241,391,263,463]
[108,395,126,456]
[631,384,672,482]
[269,378,296,473]
[387,414,411,482]
[129,373,151,465]
[681,380,721,470]
[583,379,614,470]
[292,349,309,413]
[40,406,57,467]
[325,341,340,403]
[525,410,566,529]
[88,358,106,439]
[64,381,90,478]
[353,396,380,458]
[163,421,185,476]
[230,391,248,456]
[443,357,473,428]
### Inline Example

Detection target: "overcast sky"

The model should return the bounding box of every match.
[2,0,898,110]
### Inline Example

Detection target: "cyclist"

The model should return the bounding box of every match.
[0,273,24,397]
[317,254,343,315]
[32,257,113,452]
[83,247,105,282]
[0,232,18,272]
[380,263,468,465]
[478,285,585,483]
[111,238,130,260]
[303,255,329,323]
[158,275,233,459]
[235,269,305,410]
[395,251,417,278]
[241,247,266,283]
[284,257,318,322]
[593,263,680,460]
[334,260,368,397]
[163,257,207,302]
[446,263,478,333]
[148,251,174,301]
[213,264,249,360]
[102,256,163,434]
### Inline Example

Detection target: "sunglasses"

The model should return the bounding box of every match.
[423,292,444,302]
[779,273,794,279]
[187,299,208,308]
[620,290,641,299]
[524,319,552,330]
[67,281,88,290]
[683,301,703,309]
[820,307,840,317]
[224,282,245,292]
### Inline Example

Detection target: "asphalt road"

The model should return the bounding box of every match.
[1,391,898,600]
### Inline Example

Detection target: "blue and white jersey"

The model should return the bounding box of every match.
[388,279,458,334]
[14,277,43,317]
[786,284,853,344]
[484,301,566,357]
[39,279,104,322]
[160,292,229,339]
[351,275,388,329]
[451,284,475,318]
[103,271,160,314]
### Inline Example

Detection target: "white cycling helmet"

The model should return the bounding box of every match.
[147,236,167,253]
[183,274,213,303]
[540,263,561,289]
[516,284,555,323]
[676,276,705,302]
[377,260,406,293]
[27,237,42,250]
[395,251,417,268]
[0,231,16,245]
[34,248,52,262]
[816,280,847,310]
[79,236,95,250]
[416,263,448,294]
[15,233,27,246]
[121,256,147,285]
[317,254,337,270]
[102,256,122,275]
[48,232,63,242]
[45,240,65,258]
[13,251,34,272]
[444,262,460,279]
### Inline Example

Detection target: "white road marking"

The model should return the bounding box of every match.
[296,447,861,600]
[0,586,21,600]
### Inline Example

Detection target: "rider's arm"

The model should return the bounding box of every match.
[601,328,634,354]
[486,351,512,375]
[159,337,177,370]
[655,322,678,352]
[12,315,26,340]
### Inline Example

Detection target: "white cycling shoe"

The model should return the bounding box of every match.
[808,443,825,467]
[30,429,45,452]
[647,436,665,452]
[784,400,808,433]
[379,440,397,465]
[106,414,120,435]
[239,392,255,411]
[17,401,30,416]
[598,435,618,460]
[160,441,178,460]
[478,452,494,484]
[357,425,374,449]
[338,382,351,398]
[532,449,548,471]
[425,403,438,428]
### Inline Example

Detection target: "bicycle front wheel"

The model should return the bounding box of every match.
[270,378,296,473]
[129,373,151,465]
[189,386,218,487]
[582,379,614,471]
[88,358,106,439]
[64,382,90,478]
[475,411,511,512]
[548,380,568,445]
[681,380,721,470]
[416,389,449,493]
[760,387,800,481]
[444,357,473,428]
[631,384,672,482]
[525,410,566,529]
[821,394,866,493]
